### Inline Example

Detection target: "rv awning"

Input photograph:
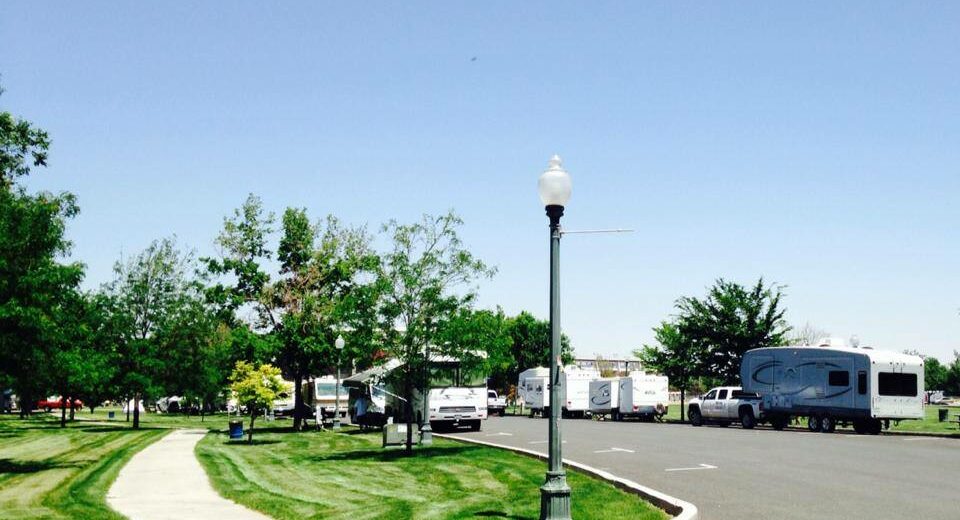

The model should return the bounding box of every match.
[341,359,401,388]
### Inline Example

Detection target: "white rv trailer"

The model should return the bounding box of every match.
[617,372,669,421]
[561,366,600,418]
[518,367,551,416]
[588,378,620,419]
[741,344,924,434]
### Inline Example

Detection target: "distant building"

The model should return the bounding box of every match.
[572,357,643,376]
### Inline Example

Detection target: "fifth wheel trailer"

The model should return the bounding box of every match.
[741,345,924,434]
[518,366,599,418]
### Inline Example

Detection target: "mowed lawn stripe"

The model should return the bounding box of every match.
[197,427,668,520]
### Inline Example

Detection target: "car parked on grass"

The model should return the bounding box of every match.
[36,397,83,412]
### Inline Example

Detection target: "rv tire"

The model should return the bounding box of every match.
[807,415,821,432]
[868,419,882,435]
[820,415,835,433]
[469,420,481,432]
[689,407,703,427]
[739,408,756,429]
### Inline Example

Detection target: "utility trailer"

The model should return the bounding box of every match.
[560,367,600,418]
[741,344,924,434]
[518,367,551,417]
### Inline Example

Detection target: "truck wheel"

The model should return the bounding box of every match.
[868,419,882,435]
[689,407,703,427]
[807,415,821,432]
[740,409,756,429]
[470,420,481,432]
[771,415,788,431]
[852,419,866,434]
[820,415,835,433]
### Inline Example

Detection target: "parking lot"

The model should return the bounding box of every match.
[446,416,959,520]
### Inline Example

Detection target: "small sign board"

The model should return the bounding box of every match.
[383,422,419,447]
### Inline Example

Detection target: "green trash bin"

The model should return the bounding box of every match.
[939,408,949,422]
[229,419,244,440]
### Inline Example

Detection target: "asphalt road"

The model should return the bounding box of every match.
[444,416,958,520]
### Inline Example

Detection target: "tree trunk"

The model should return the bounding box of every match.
[293,372,304,431]
[680,389,686,423]
[133,395,141,429]
[248,409,256,443]
[126,396,131,422]
[69,398,75,421]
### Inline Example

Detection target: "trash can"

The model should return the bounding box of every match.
[228,420,244,440]
[107,411,115,420]
[938,408,949,422]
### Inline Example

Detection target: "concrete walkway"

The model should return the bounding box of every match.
[107,429,271,520]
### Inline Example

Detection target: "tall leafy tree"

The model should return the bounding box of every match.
[107,237,198,428]
[503,311,574,390]
[375,211,495,453]
[270,209,377,430]
[0,96,84,417]
[677,278,789,384]
[438,308,513,391]
[635,320,705,422]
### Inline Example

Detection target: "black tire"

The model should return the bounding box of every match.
[771,415,788,431]
[470,420,481,432]
[853,419,867,434]
[689,407,703,427]
[820,415,835,433]
[740,408,756,429]
[807,415,821,432]
[498,409,506,417]
[868,419,882,435]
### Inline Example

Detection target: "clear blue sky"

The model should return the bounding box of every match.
[2,2,958,361]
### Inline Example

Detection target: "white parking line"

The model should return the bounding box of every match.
[594,447,635,454]
[665,463,718,472]
[485,432,513,437]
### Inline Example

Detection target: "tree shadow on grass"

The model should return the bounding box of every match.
[309,444,482,463]
[473,512,535,520]
[225,439,282,446]
[0,458,79,474]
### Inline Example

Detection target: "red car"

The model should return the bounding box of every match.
[36,397,83,412]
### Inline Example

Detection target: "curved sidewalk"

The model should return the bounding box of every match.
[107,429,271,520]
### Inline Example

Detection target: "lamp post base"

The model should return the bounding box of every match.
[332,417,341,430]
[419,425,433,445]
[539,471,571,520]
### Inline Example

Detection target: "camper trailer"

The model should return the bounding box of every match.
[342,355,488,431]
[617,372,669,421]
[588,378,620,419]
[561,366,600,418]
[518,367,551,416]
[741,344,925,434]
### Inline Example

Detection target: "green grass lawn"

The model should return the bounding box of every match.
[0,413,167,519]
[196,427,668,520]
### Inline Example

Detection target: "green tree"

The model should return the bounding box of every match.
[438,308,513,391]
[944,352,960,396]
[677,278,789,384]
[270,209,377,430]
[229,361,284,443]
[376,211,495,453]
[0,98,84,417]
[635,320,705,422]
[504,311,574,387]
[924,356,948,391]
[107,237,199,428]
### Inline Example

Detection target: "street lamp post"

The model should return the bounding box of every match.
[334,335,345,430]
[537,154,572,520]
[420,343,433,445]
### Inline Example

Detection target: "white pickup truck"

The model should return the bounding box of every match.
[687,386,764,429]
[487,390,507,417]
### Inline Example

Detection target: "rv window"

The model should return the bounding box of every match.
[717,389,728,400]
[703,390,717,401]
[828,371,849,387]
[857,371,867,395]
[460,367,487,387]
[878,373,918,397]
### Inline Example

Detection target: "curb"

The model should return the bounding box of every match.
[435,433,698,520]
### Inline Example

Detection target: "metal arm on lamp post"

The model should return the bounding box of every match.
[537,155,572,520]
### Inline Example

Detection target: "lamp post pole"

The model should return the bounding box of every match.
[538,155,572,520]
[334,335,345,430]
[420,343,433,445]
